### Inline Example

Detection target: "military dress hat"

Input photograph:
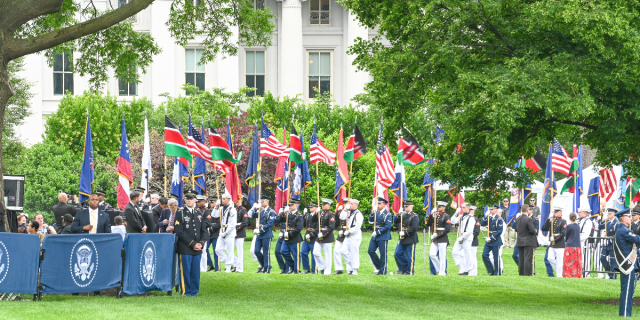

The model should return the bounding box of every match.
[350,199,360,204]
[208,195,218,202]
[150,194,160,199]
[632,206,640,215]
[261,195,271,201]
[490,205,500,210]
[606,208,619,215]
[322,198,333,205]
[470,205,477,210]
[436,201,448,207]
[196,195,207,201]
[308,201,318,208]
[462,202,470,207]
[577,207,591,213]
[553,206,563,212]
[221,193,232,199]
[289,199,300,205]
[95,190,106,196]
[377,197,388,204]
[616,208,631,218]
[184,190,198,199]
[134,186,146,192]
[403,200,414,206]
[169,193,179,200]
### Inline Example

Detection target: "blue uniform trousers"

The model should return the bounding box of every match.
[254,237,273,273]
[620,271,636,317]
[544,247,554,276]
[275,237,286,271]
[179,254,201,296]
[482,245,501,275]
[368,238,388,275]
[301,241,316,273]
[513,246,519,266]
[281,242,301,273]
[601,245,618,279]
[395,243,417,275]
[206,239,219,271]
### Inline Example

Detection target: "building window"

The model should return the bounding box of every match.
[118,0,139,23]
[185,48,205,93]
[245,50,265,97]
[253,0,265,10]
[308,51,331,98]
[53,51,73,95]
[310,0,330,25]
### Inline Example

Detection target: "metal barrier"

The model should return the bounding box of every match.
[582,236,619,278]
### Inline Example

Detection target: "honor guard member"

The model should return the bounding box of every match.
[247,195,277,273]
[174,190,208,297]
[333,199,349,275]
[205,196,221,272]
[338,199,364,275]
[313,198,336,275]
[613,208,640,317]
[481,205,504,276]
[542,207,567,278]
[577,208,594,277]
[451,203,475,275]
[630,206,640,234]
[301,202,318,274]
[274,204,289,274]
[368,197,392,275]
[281,199,304,274]
[96,190,113,211]
[215,193,237,273]
[232,198,248,273]
[469,206,480,276]
[427,201,451,276]
[598,208,620,279]
[393,201,419,275]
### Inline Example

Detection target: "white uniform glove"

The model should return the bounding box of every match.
[344,230,350,236]
[337,205,343,211]
[279,232,284,238]
[284,232,289,238]
[303,208,308,214]
[455,208,461,214]
[221,233,226,239]
[372,231,377,238]
[279,208,283,214]
[431,234,437,240]
[284,206,290,213]
[253,203,260,210]
[399,231,405,236]
[305,234,310,240]
[485,237,491,242]
[339,230,344,236]
[339,211,348,220]
[253,228,259,234]
[216,199,221,206]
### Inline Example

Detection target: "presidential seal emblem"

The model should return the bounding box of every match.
[140,240,156,287]
[0,241,8,284]
[70,238,98,287]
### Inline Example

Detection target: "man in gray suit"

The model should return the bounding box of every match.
[515,205,538,276]
[124,191,147,234]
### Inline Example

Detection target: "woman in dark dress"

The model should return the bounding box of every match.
[563,212,582,278]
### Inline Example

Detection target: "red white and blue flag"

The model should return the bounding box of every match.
[551,138,572,176]
[117,119,133,210]
[274,127,289,213]
[310,123,335,165]
[260,116,288,158]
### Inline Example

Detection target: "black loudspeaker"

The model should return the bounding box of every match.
[3,175,25,211]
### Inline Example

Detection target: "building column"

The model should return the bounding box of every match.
[217,26,240,91]
[280,0,304,98]
[346,11,369,102]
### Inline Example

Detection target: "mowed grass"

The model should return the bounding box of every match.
[0,232,626,320]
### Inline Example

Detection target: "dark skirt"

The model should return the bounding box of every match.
[563,247,583,278]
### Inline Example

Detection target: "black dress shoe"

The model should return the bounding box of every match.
[395,269,401,273]
[347,271,352,275]
[373,271,379,275]
[231,267,237,272]
[286,270,294,274]
[318,270,324,274]
[207,266,214,272]
[303,270,310,274]
[333,270,344,275]
[93,291,100,296]
[279,269,287,274]
[257,267,264,273]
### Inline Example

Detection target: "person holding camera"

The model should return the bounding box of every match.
[52,192,82,233]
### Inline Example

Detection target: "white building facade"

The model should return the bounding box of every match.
[16,0,375,146]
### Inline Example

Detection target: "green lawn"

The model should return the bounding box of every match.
[1,233,626,320]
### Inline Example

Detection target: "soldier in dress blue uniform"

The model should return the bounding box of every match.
[301,202,318,274]
[599,208,620,279]
[281,199,304,274]
[95,190,113,211]
[247,195,277,273]
[613,208,640,317]
[481,205,504,276]
[274,204,289,274]
[174,190,208,297]
[394,201,420,275]
[368,197,392,275]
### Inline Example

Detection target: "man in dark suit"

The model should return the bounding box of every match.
[152,197,168,231]
[124,191,147,234]
[515,205,538,276]
[157,196,179,233]
[72,193,112,234]
[52,192,82,233]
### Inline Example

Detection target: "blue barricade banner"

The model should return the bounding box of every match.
[122,233,176,295]
[40,234,124,294]
[0,233,40,294]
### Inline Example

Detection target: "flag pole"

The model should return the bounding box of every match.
[257,111,264,230]
[399,134,404,239]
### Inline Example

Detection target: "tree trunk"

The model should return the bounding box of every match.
[0,34,12,219]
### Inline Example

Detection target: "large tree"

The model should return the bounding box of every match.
[343,0,640,194]
[0,0,274,203]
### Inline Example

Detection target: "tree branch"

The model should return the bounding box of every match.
[0,0,63,35]
[4,0,154,61]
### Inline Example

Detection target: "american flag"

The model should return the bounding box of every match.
[599,169,617,202]
[260,119,287,158]
[375,122,395,189]
[551,138,572,176]
[310,123,335,165]
[188,116,213,164]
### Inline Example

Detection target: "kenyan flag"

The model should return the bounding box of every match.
[164,116,192,166]
[344,124,367,163]
[397,128,425,166]
[289,124,305,164]
[560,159,580,194]
[209,122,239,164]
